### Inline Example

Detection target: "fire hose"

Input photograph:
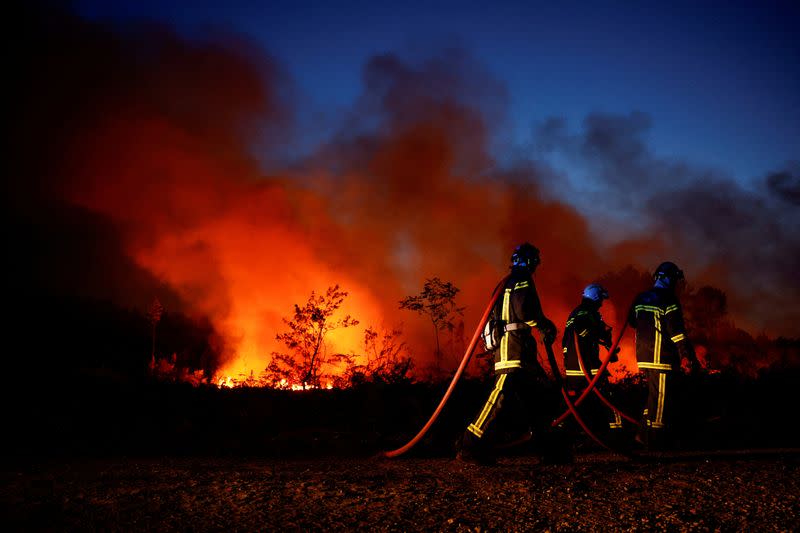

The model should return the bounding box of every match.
[552,323,628,426]
[383,276,509,458]
[571,331,639,426]
[383,278,633,458]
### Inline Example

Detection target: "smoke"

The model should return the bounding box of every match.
[11,3,797,381]
[535,112,800,337]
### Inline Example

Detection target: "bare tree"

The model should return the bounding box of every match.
[399,278,464,372]
[267,285,359,389]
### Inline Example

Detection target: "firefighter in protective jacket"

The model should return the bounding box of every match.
[562,284,623,433]
[628,261,700,448]
[457,243,561,464]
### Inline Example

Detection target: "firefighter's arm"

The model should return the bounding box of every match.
[665,303,701,373]
[524,280,556,345]
[596,315,613,348]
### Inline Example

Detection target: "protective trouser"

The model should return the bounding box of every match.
[638,369,673,448]
[461,367,562,459]
[565,375,623,435]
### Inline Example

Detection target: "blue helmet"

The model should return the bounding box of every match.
[582,283,609,302]
[510,242,540,271]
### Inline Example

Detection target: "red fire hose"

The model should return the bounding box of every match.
[552,322,628,426]
[383,276,508,458]
[541,341,614,451]
[383,277,633,458]
[573,331,639,426]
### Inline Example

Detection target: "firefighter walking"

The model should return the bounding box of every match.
[457,243,564,465]
[561,284,623,437]
[629,261,701,449]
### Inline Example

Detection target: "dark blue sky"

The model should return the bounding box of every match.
[75,0,798,184]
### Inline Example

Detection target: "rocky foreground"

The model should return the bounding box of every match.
[2,451,798,531]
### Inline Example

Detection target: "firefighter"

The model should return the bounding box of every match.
[457,243,563,465]
[562,284,623,436]
[629,261,701,449]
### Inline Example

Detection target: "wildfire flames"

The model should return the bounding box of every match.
[10,4,799,388]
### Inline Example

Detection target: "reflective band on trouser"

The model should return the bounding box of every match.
[670,333,686,343]
[609,411,623,429]
[578,329,589,337]
[638,361,672,370]
[653,373,666,428]
[565,369,584,376]
[467,374,508,438]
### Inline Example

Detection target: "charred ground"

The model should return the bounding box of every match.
[3,453,798,531]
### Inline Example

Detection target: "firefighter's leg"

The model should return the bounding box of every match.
[638,369,671,449]
[598,377,623,432]
[460,372,509,462]
[526,371,573,463]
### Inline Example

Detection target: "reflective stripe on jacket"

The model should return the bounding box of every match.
[492,272,548,372]
[628,288,692,371]
[561,302,611,377]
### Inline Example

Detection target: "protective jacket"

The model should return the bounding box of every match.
[627,288,695,371]
[562,300,612,377]
[491,269,552,373]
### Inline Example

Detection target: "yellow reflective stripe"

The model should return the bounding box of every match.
[500,289,511,363]
[513,281,530,290]
[565,318,575,327]
[494,360,522,370]
[467,424,483,437]
[562,347,568,353]
[653,314,662,366]
[636,304,679,316]
[578,329,589,337]
[671,333,686,343]
[524,320,538,327]
[471,374,508,434]
[565,369,584,376]
[590,368,600,375]
[575,310,588,317]
[654,373,666,428]
[634,304,664,315]
[638,362,672,370]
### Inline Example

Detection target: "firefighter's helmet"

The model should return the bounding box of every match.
[654,261,684,284]
[510,242,540,270]
[582,283,609,302]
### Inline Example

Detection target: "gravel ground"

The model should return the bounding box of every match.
[2,452,798,531]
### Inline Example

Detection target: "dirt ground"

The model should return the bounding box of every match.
[2,451,798,531]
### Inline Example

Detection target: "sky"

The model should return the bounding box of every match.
[74,0,799,184]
